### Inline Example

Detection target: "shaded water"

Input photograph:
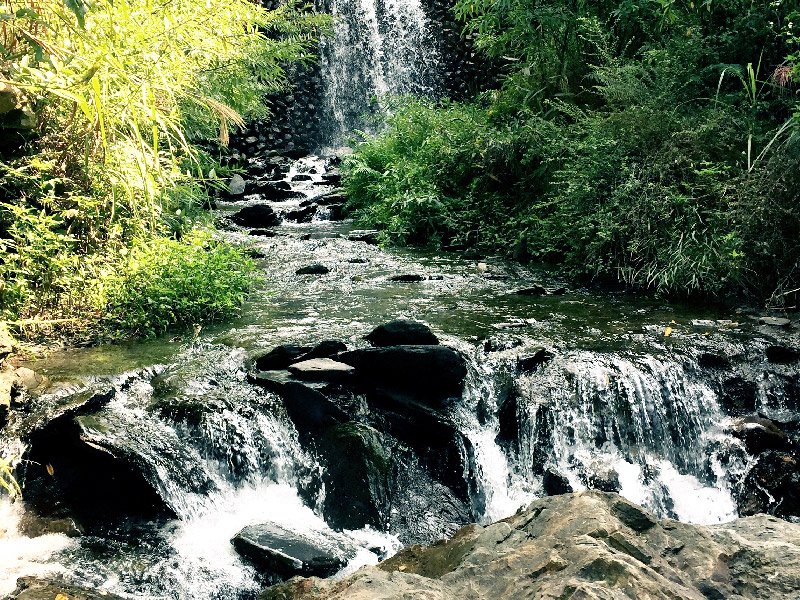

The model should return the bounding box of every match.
[1,155,795,598]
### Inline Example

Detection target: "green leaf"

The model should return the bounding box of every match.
[63,0,89,28]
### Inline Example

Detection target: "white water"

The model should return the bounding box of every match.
[318,0,442,149]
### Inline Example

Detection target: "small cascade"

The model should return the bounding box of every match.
[456,349,751,526]
[317,0,442,149]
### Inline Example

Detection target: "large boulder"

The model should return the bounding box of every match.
[738,449,800,518]
[232,522,354,579]
[6,577,127,600]
[254,345,312,371]
[365,320,439,347]
[262,491,800,600]
[288,359,355,383]
[337,345,466,402]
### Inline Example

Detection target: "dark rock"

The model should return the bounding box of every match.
[326,204,346,221]
[767,345,800,364]
[514,285,547,296]
[517,348,552,372]
[739,449,800,518]
[231,205,281,228]
[348,258,369,264]
[298,340,348,361]
[247,181,302,201]
[249,229,276,237]
[7,577,127,600]
[320,423,391,530]
[284,148,308,159]
[337,345,466,401]
[483,335,522,353]
[321,173,342,184]
[697,352,731,369]
[291,174,313,182]
[348,230,380,244]
[285,206,316,223]
[496,392,519,444]
[248,371,349,432]
[287,359,355,383]
[232,522,352,578]
[17,512,83,538]
[733,416,788,454]
[586,469,621,493]
[548,287,568,295]
[543,468,572,495]
[317,193,347,205]
[254,344,312,371]
[719,376,758,415]
[365,320,439,347]
[610,497,657,531]
[390,274,425,283]
[296,264,329,275]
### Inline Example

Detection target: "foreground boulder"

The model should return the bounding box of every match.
[231,204,281,228]
[6,577,126,600]
[232,522,354,579]
[262,491,800,600]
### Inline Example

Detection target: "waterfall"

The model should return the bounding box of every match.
[317,0,443,149]
[455,348,751,526]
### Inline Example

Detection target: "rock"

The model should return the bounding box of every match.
[227,173,246,196]
[14,367,44,392]
[739,449,800,517]
[697,352,731,369]
[298,340,348,361]
[365,320,439,347]
[767,345,800,364]
[326,204,346,221]
[719,376,758,415]
[262,491,800,600]
[254,345,312,371]
[7,577,127,600]
[0,81,22,115]
[232,522,353,579]
[0,324,14,362]
[17,512,83,538]
[288,359,355,383]
[248,371,349,433]
[733,416,788,453]
[320,423,391,530]
[517,348,552,372]
[249,228,276,237]
[285,206,316,223]
[316,193,347,205]
[759,316,791,327]
[388,274,424,283]
[291,174,313,182]
[692,319,717,328]
[231,204,281,228]
[337,345,467,401]
[248,181,303,201]
[542,468,572,495]
[514,285,547,296]
[348,230,381,245]
[321,173,342,184]
[296,264,329,275]
[483,335,522,353]
[585,469,621,493]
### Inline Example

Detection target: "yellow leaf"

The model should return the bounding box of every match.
[55,594,70,600]
[46,463,54,476]
[670,320,676,324]
[664,327,673,337]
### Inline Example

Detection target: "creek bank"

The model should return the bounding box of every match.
[262,490,800,600]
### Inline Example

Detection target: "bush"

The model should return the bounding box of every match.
[105,230,255,337]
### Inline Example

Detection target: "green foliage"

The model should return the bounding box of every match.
[0,0,328,334]
[0,455,22,500]
[106,230,255,337]
[344,1,798,300]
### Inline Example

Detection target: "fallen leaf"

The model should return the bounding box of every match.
[46,464,54,476]
[664,327,673,337]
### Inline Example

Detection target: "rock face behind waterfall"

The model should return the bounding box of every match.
[262,491,800,600]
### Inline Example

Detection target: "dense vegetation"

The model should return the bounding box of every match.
[0,0,327,337]
[344,0,800,302]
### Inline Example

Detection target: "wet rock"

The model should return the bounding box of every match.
[298,340,348,361]
[7,577,127,600]
[232,522,353,578]
[348,230,380,244]
[316,192,347,205]
[483,335,522,353]
[263,491,800,600]
[733,416,788,454]
[697,352,731,369]
[390,274,425,283]
[296,264,329,275]
[231,204,281,228]
[285,205,316,223]
[248,181,302,201]
[320,423,391,530]
[496,391,519,445]
[767,345,800,364]
[585,468,621,493]
[338,345,466,401]
[249,229,276,237]
[548,287,567,295]
[288,359,355,383]
[759,316,791,327]
[543,468,572,495]
[739,450,800,518]
[719,376,758,415]
[321,173,342,184]
[326,204,346,221]
[514,285,547,296]
[227,173,246,197]
[517,348,552,372]
[291,174,313,182]
[17,512,83,538]
[248,371,349,432]
[254,344,312,371]
[365,320,439,347]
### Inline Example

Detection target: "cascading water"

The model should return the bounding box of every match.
[317,0,442,149]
